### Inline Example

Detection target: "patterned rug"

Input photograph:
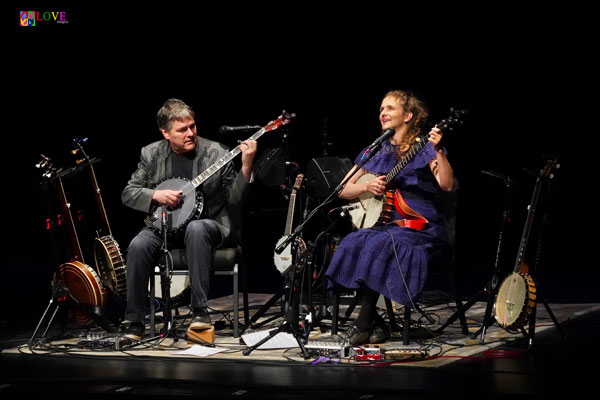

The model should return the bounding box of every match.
[8,293,599,368]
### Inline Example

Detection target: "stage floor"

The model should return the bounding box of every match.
[2,292,600,398]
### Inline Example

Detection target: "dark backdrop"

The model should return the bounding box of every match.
[3,2,595,329]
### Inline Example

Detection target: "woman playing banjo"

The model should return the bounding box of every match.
[326,89,455,345]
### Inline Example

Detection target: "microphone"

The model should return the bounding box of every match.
[330,204,360,213]
[368,128,395,149]
[219,125,261,134]
[482,169,513,187]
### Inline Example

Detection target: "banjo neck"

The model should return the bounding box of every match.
[144,112,295,233]
[383,135,428,185]
[190,113,295,190]
[382,108,467,185]
[57,176,86,264]
[512,158,558,275]
[37,155,85,264]
[283,174,304,236]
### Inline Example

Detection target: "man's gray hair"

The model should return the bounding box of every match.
[156,98,195,132]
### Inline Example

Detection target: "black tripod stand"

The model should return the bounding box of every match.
[436,170,513,342]
[242,259,311,357]
[239,237,304,334]
[29,278,114,350]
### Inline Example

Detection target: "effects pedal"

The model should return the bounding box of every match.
[305,340,348,357]
[383,349,428,361]
[349,345,383,361]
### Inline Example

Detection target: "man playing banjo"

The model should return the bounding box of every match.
[121,98,257,341]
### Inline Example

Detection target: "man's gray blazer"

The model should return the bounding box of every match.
[121,136,251,243]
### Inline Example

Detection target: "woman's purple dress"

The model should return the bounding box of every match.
[325,139,450,306]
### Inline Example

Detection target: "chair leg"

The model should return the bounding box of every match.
[448,268,469,335]
[332,289,339,335]
[403,306,411,345]
[241,261,249,328]
[233,263,239,338]
[150,268,156,336]
[384,298,400,331]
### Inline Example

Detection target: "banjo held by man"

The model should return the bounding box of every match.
[145,112,294,234]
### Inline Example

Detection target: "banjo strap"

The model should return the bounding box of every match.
[390,189,429,231]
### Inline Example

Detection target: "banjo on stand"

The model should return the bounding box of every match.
[72,139,128,298]
[144,111,295,234]
[348,108,467,229]
[36,155,106,326]
[274,173,307,275]
[494,157,559,331]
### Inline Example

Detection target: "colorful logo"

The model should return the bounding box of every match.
[19,11,68,27]
[20,11,35,26]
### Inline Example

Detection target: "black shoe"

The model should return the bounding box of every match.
[368,324,390,344]
[190,308,211,330]
[123,322,144,341]
[339,325,370,346]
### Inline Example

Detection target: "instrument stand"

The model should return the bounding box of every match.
[240,237,301,334]
[29,279,71,350]
[520,294,565,348]
[519,173,566,348]
[242,261,310,358]
[304,210,352,332]
[436,170,514,342]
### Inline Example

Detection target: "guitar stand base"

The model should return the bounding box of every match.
[242,320,310,359]
[522,298,567,348]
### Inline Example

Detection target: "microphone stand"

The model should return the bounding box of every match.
[152,206,174,337]
[244,139,386,356]
[274,140,385,256]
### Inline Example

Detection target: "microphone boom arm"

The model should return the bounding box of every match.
[274,136,386,254]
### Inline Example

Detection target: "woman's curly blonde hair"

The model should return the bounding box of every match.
[384,90,428,158]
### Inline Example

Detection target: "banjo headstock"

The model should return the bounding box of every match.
[263,110,296,133]
[436,108,468,133]
[36,154,59,180]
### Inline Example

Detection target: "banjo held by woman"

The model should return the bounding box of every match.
[494,158,558,330]
[348,108,466,229]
